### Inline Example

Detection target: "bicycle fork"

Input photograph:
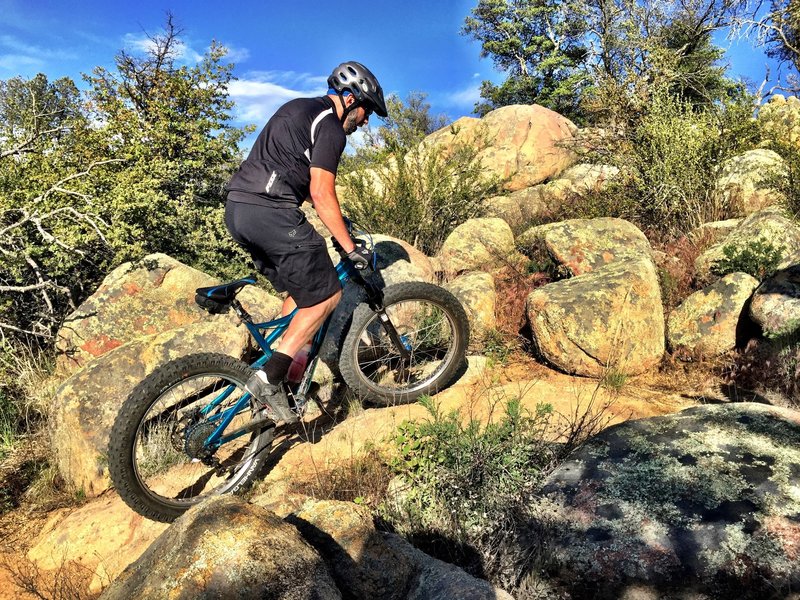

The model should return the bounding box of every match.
[361,277,412,379]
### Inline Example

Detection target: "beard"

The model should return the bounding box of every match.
[343,111,359,135]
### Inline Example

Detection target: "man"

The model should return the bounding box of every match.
[225,61,388,424]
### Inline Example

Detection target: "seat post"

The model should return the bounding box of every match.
[231,299,253,324]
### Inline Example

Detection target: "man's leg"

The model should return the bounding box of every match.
[247,290,342,423]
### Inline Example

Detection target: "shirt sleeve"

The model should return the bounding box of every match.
[310,116,346,175]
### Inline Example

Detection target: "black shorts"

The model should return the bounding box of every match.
[224,194,341,308]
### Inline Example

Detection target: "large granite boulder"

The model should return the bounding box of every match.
[486,163,619,233]
[99,494,512,600]
[50,320,253,497]
[525,257,665,377]
[423,104,578,191]
[55,254,216,375]
[367,235,435,285]
[100,496,341,600]
[289,500,415,600]
[437,217,520,276]
[519,217,653,277]
[667,272,760,357]
[445,271,497,343]
[527,403,800,599]
[750,264,800,337]
[712,149,787,215]
[694,208,800,281]
[55,253,280,376]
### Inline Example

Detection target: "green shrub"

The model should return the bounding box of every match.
[340,137,498,255]
[387,395,558,533]
[710,237,785,280]
[771,139,800,219]
[571,92,761,238]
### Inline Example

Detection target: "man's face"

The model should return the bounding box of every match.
[344,106,370,136]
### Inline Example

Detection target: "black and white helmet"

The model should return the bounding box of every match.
[328,61,388,117]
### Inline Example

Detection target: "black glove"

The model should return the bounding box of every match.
[346,239,375,271]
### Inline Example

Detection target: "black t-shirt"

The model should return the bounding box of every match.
[227,96,346,206]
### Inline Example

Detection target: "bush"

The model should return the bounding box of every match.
[574,92,761,239]
[340,94,498,255]
[710,237,785,280]
[340,137,498,255]
[387,395,558,535]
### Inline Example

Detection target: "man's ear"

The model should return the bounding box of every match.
[344,94,356,107]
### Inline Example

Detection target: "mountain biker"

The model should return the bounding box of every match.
[224,61,388,424]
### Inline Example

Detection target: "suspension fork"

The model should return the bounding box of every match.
[358,275,412,365]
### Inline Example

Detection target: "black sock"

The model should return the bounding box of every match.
[263,352,293,383]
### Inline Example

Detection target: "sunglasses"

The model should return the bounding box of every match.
[362,105,373,119]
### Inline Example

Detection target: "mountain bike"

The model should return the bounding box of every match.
[107,223,470,522]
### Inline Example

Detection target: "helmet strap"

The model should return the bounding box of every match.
[334,92,357,124]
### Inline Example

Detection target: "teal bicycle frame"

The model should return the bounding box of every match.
[193,258,364,451]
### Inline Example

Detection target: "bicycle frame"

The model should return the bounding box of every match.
[196,258,362,450]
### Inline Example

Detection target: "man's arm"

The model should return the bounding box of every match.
[309,167,355,253]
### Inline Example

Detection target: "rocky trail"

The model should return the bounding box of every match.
[0,355,706,599]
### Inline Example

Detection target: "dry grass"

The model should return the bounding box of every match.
[289,447,393,509]
[0,553,104,600]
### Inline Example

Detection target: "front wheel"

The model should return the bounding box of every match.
[340,282,469,406]
[108,353,274,522]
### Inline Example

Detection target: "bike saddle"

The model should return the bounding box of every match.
[195,276,256,313]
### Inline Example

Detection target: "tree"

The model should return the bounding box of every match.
[575,0,749,125]
[1,14,250,347]
[462,0,750,126]
[82,12,249,274]
[461,0,588,120]
[749,0,800,92]
[0,74,114,341]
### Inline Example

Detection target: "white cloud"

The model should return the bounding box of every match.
[220,44,250,64]
[445,83,482,108]
[0,53,43,71]
[229,71,328,125]
[0,34,77,61]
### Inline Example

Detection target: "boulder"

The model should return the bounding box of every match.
[100,496,341,600]
[50,319,251,497]
[437,217,519,276]
[485,163,619,233]
[370,235,435,285]
[55,254,216,375]
[690,218,743,245]
[445,272,497,343]
[519,217,652,277]
[694,208,800,281]
[55,253,281,377]
[423,104,578,191]
[485,164,619,233]
[529,403,800,598]
[294,498,512,600]
[289,500,416,600]
[667,272,760,357]
[712,149,787,215]
[27,495,170,595]
[525,257,665,377]
[750,264,800,337]
[758,94,800,149]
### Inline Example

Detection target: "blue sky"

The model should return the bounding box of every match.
[1,0,789,144]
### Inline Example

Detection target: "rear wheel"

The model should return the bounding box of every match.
[339,282,469,406]
[108,353,274,522]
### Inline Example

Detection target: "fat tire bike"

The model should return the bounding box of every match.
[107,224,470,522]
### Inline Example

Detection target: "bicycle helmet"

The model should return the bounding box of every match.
[328,61,388,118]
